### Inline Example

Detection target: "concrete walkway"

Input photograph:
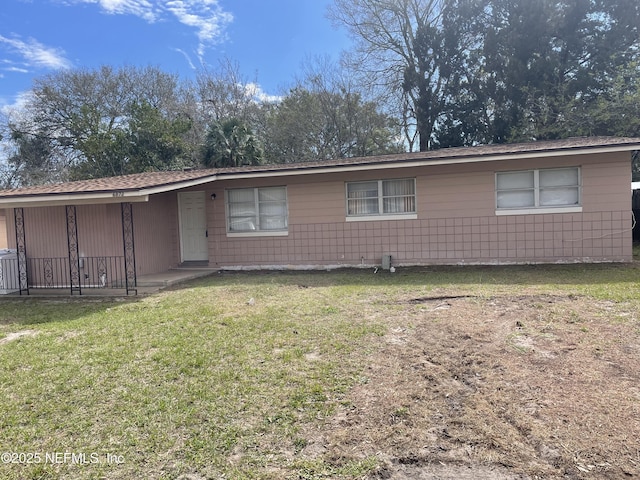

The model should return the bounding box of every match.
[137,267,218,288]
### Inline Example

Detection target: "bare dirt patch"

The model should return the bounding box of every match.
[0,330,39,345]
[303,292,640,479]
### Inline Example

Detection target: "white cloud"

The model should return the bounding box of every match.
[77,0,157,21]
[165,0,233,59]
[244,83,282,104]
[0,35,73,70]
[6,67,30,74]
[173,47,196,70]
[0,90,33,115]
[62,0,233,59]
[54,0,157,22]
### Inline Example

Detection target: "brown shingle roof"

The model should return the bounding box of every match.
[1,136,639,199]
[213,135,640,174]
[0,169,219,198]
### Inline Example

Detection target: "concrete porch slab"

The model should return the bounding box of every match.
[137,268,218,288]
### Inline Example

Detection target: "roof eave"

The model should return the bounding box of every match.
[0,192,150,209]
[136,174,219,195]
[0,174,220,208]
[214,143,640,180]
[0,142,637,207]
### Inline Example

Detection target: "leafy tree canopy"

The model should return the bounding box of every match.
[6,65,197,182]
[330,0,640,149]
[202,118,263,168]
[2,4,640,187]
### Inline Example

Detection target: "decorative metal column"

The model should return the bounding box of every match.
[66,205,82,295]
[121,202,137,295]
[13,207,29,295]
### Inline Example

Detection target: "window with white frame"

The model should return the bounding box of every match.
[346,178,416,217]
[496,167,581,211]
[226,186,288,233]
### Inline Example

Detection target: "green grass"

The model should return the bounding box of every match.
[0,263,639,479]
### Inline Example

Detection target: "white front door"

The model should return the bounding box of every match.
[179,191,208,262]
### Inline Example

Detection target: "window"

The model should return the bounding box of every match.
[496,167,581,213]
[347,178,416,218]
[226,186,287,234]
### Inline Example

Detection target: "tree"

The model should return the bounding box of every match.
[69,100,193,179]
[124,101,193,173]
[263,57,402,163]
[464,0,640,143]
[195,59,265,125]
[202,118,263,168]
[331,0,640,149]
[264,87,401,163]
[4,131,62,186]
[559,62,640,139]
[7,65,197,181]
[330,0,486,151]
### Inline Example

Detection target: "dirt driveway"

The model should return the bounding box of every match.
[303,292,640,479]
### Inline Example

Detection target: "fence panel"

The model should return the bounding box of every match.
[27,257,126,290]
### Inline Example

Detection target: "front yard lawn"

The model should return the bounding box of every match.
[1,264,639,479]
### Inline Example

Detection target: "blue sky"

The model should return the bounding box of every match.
[0,0,352,109]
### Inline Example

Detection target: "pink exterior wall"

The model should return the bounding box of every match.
[132,192,180,274]
[204,151,633,267]
[3,150,634,278]
[5,194,180,281]
[0,209,7,249]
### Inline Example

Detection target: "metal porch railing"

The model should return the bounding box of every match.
[26,256,127,291]
[27,257,126,288]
